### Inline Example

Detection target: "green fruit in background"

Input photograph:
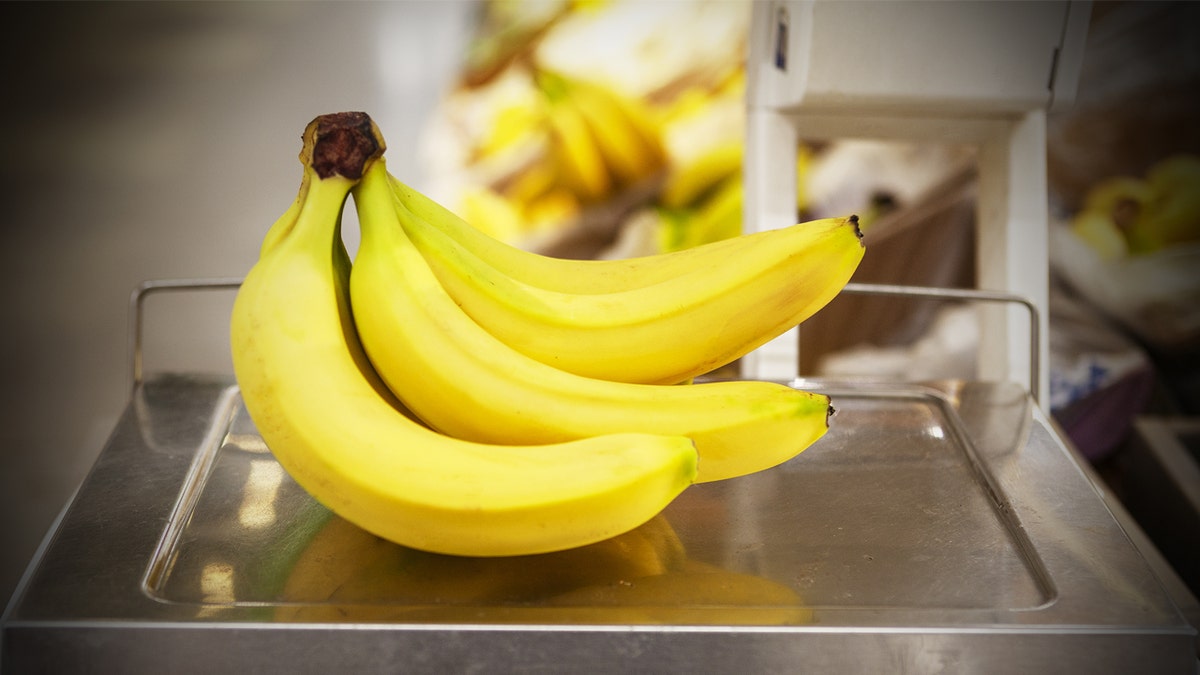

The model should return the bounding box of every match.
[1127,154,1200,254]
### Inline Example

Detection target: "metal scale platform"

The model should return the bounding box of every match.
[4,2,1197,672]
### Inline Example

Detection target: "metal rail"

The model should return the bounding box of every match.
[840,282,1041,405]
[128,277,243,393]
[126,278,1041,404]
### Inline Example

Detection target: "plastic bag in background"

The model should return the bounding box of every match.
[1047,273,1156,461]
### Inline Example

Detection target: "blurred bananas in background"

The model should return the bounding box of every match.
[1070,153,1200,259]
[418,0,820,257]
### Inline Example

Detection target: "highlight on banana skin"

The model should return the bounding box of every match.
[229,111,863,558]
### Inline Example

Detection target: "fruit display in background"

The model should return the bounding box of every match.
[1053,153,1200,355]
[417,0,766,257]
[535,69,667,204]
[1069,154,1200,258]
[1129,154,1200,253]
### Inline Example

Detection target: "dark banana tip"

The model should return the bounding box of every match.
[847,214,864,241]
[300,112,386,180]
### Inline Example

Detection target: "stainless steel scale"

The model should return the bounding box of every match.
[4,2,1198,672]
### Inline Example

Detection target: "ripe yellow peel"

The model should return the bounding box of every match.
[231,153,696,557]
[394,185,864,384]
[390,174,762,293]
[351,159,831,483]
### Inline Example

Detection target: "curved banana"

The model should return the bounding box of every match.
[351,158,832,483]
[657,173,745,253]
[231,113,696,557]
[1133,153,1200,252]
[661,139,742,209]
[562,74,665,187]
[388,177,864,384]
[391,173,834,295]
[539,74,612,202]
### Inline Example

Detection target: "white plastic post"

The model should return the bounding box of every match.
[976,110,1051,404]
[741,106,801,381]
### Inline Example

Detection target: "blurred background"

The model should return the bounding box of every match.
[2,0,1199,610]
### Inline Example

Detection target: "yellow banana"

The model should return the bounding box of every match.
[1132,153,1200,252]
[1070,175,1149,258]
[387,175,864,384]
[657,173,745,253]
[539,73,612,202]
[1081,175,1152,218]
[351,158,832,483]
[390,173,855,296]
[661,139,742,209]
[230,113,696,557]
[1070,209,1128,260]
[564,75,666,187]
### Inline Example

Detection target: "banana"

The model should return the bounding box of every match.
[1131,154,1200,253]
[230,113,697,557]
[1069,175,1149,259]
[1070,209,1128,260]
[388,175,863,384]
[351,158,832,483]
[563,74,666,187]
[661,139,742,209]
[390,172,858,297]
[657,173,745,253]
[539,73,612,202]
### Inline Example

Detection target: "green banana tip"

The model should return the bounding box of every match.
[299,112,386,180]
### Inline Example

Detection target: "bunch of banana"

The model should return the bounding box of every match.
[230,113,696,557]
[386,174,864,384]
[233,112,862,557]
[1069,175,1151,260]
[1070,154,1200,257]
[1127,154,1200,253]
[536,69,666,203]
[353,158,838,483]
[655,171,743,254]
[659,138,743,212]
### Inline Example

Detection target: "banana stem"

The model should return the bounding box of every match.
[300,112,386,180]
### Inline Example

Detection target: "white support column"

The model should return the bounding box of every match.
[741,106,801,381]
[975,110,1050,405]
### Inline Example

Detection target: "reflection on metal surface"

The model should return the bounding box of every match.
[197,562,235,618]
[141,384,1053,617]
[272,513,810,625]
[238,459,285,529]
[5,376,1195,673]
[225,432,269,454]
